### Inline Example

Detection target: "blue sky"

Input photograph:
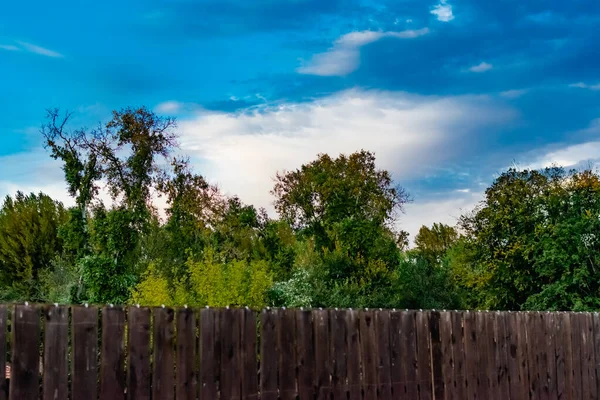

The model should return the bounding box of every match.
[1,0,600,239]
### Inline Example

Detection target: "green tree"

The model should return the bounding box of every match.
[414,223,458,264]
[0,192,68,300]
[458,167,600,311]
[271,150,409,281]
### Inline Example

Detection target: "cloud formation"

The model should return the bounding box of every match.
[0,41,63,57]
[569,82,600,90]
[469,62,493,73]
[430,0,455,22]
[175,89,514,236]
[297,28,429,76]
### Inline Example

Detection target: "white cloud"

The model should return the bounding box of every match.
[403,191,482,244]
[469,62,493,73]
[569,82,600,90]
[500,89,529,98]
[0,44,19,51]
[297,28,429,76]
[176,89,514,237]
[431,0,455,22]
[155,101,184,113]
[16,41,63,58]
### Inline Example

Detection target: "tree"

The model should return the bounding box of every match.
[0,192,68,299]
[271,150,409,281]
[458,167,600,311]
[414,223,458,264]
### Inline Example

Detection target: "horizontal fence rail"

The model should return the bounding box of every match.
[0,304,598,399]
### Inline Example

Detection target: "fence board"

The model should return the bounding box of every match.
[375,310,392,400]
[450,312,466,400]
[416,311,432,400]
[570,313,583,400]
[594,313,600,400]
[389,311,403,399]
[440,312,453,400]
[495,312,510,400]
[544,313,557,400]
[176,308,197,400]
[72,306,98,400]
[127,306,151,400]
[296,309,315,400]
[525,312,540,400]
[43,305,68,400]
[463,311,477,400]
[220,308,240,400]
[554,313,567,400]
[400,311,418,400]
[429,311,444,400]
[505,312,519,399]
[483,313,497,400]
[200,308,217,400]
[9,304,40,400]
[360,310,377,400]
[346,309,361,400]
[475,312,489,400]
[152,307,175,400]
[536,313,550,400]
[516,312,531,400]
[314,308,332,400]
[331,309,348,400]
[100,306,126,400]
[582,312,597,400]
[279,308,297,400]
[241,308,258,400]
[260,308,278,400]
[0,306,6,400]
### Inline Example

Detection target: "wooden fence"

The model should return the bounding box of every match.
[0,304,599,399]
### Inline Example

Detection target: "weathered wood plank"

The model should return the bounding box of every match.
[330,310,347,400]
[314,308,332,400]
[416,311,432,400]
[260,308,278,400]
[9,304,40,400]
[376,310,392,400]
[71,305,98,400]
[0,306,7,400]
[279,308,297,400]
[450,311,466,400]
[544,313,557,400]
[200,308,217,400]
[389,311,403,399]
[463,311,478,400]
[346,309,361,400]
[176,307,197,400]
[430,311,444,400]
[127,306,151,400]
[241,308,258,400]
[475,311,490,400]
[220,308,241,400]
[100,306,126,400]
[593,312,600,400]
[516,312,531,400]
[526,312,540,400]
[359,310,377,400]
[296,309,315,400]
[554,312,567,400]
[152,307,175,400]
[495,312,510,400]
[505,312,520,400]
[400,311,418,400]
[570,313,583,400]
[42,305,68,400]
[484,312,497,400]
[582,312,597,400]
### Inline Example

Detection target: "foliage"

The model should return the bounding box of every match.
[0,192,68,299]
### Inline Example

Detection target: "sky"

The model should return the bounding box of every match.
[1,0,600,241]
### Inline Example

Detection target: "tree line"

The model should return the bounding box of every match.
[1,107,599,311]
